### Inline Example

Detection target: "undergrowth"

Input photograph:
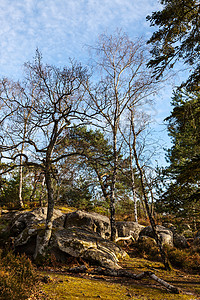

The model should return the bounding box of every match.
[0,250,38,300]
[127,239,200,273]
[165,245,200,273]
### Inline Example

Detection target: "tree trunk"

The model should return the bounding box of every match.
[96,172,110,204]
[18,144,25,208]
[43,164,54,247]
[18,165,24,208]
[34,163,54,259]
[150,188,154,216]
[110,181,117,241]
[110,128,118,241]
[129,147,138,223]
[18,108,32,209]
[39,176,46,207]
[130,109,171,270]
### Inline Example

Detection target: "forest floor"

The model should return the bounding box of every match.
[34,257,200,300]
[1,207,200,299]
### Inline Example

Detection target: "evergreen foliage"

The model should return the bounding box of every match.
[0,172,32,209]
[156,89,200,221]
[147,0,200,89]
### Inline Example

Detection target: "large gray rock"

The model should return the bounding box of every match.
[116,221,145,241]
[64,210,111,239]
[10,207,65,236]
[173,232,190,249]
[165,225,190,249]
[139,225,173,246]
[14,226,38,255]
[12,208,65,255]
[10,207,128,268]
[51,227,128,269]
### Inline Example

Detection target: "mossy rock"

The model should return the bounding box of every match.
[51,227,128,269]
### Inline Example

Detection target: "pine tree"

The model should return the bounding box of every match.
[156,88,200,222]
[147,0,200,89]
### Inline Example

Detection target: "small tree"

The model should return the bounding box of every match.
[67,126,113,204]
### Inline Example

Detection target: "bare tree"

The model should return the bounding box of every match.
[128,107,171,270]
[85,31,158,240]
[0,50,88,258]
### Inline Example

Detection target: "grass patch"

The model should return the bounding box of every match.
[55,206,76,214]
[40,263,199,300]
[121,257,200,298]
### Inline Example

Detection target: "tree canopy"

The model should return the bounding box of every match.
[147,0,200,90]
[156,88,200,220]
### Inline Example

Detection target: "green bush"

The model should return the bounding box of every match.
[137,237,160,260]
[127,238,161,261]
[165,245,200,273]
[0,251,38,300]
[165,247,188,269]
[129,240,200,273]
[59,181,94,211]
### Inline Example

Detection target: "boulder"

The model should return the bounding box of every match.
[139,225,173,246]
[64,210,111,239]
[14,226,38,256]
[51,227,128,269]
[10,207,65,236]
[12,207,65,255]
[165,225,190,249]
[116,221,145,241]
[10,207,128,269]
[173,232,190,249]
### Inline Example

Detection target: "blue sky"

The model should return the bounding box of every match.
[0,0,183,165]
[0,0,161,78]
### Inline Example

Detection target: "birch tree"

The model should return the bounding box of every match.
[127,107,171,270]
[86,31,158,240]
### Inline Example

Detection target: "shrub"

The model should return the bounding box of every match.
[165,246,188,269]
[138,237,160,260]
[129,240,200,273]
[165,245,200,273]
[0,251,38,300]
[127,237,161,261]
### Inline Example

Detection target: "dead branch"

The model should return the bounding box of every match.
[115,235,135,243]
[69,265,181,294]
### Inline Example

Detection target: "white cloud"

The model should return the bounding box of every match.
[0,0,160,78]
[0,0,176,163]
